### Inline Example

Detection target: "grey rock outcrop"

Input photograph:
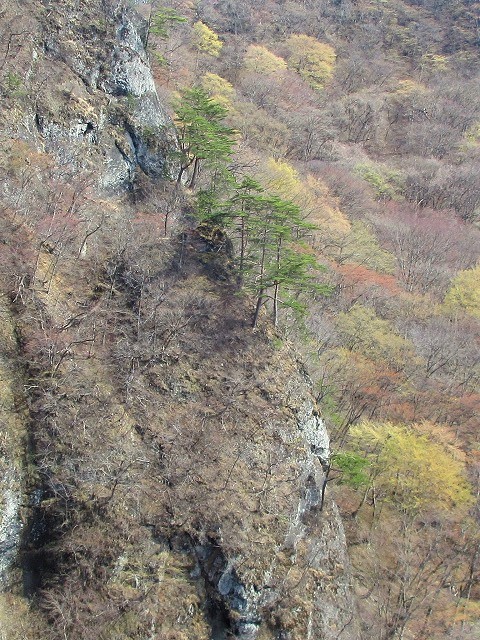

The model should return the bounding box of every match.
[297,399,331,464]
[194,543,264,639]
[0,471,23,587]
[100,4,178,182]
[34,0,177,190]
[309,501,361,640]
[0,302,26,590]
[186,367,359,640]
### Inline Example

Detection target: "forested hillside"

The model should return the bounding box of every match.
[150,2,480,636]
[0,0,479,639]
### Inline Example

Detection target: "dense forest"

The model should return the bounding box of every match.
[0,0,479,639]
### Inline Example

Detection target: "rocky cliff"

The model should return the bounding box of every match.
[0,1,361,638]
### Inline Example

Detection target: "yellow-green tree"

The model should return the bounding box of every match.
[322,221,396,272]
[443,264,480,318]
[244,44,287,74]
[463,121,480,148]
[354,161,403,200]
[419,52,449,75]
[285,35,336,90]
[263,157,303,200]
[260,158,351,233]
[201,73,235,108]
[335,303,415,370]
[349,421,473,514]
[193,21,223,57]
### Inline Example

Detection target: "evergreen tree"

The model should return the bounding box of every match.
[193,175,329,327]
[147,6,187,65]
[244,193,326,327]
[149,6,186,40]
[173,87,237,189]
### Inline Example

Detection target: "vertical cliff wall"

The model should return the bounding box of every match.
[0,300,27,589]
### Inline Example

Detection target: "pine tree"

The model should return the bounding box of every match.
[192,175,329,327]
[149,6,186,40]
[245,194,326,327]
[173,87,237,189]
[147,6,187,65]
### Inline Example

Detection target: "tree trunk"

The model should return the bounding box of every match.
[273,282,279,327]
[252,289,264,329]
[188,157,200,189]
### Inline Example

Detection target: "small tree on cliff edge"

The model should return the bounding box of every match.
[173,87,236,189]
[243,193,329,328]
[195,177,330,327]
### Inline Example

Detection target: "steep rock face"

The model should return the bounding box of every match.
[296,399,330,464]
[0,301,27,590]
[0,473,22,586]
[0,2,360,638]
[31,0,177,190]
[98,2,178,184]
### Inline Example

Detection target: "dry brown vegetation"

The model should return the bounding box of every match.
[0,0,479,638]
